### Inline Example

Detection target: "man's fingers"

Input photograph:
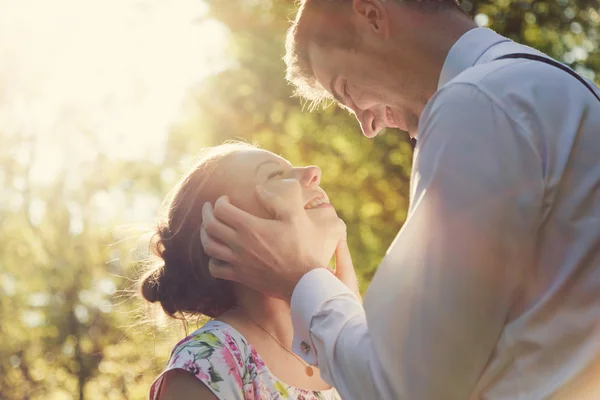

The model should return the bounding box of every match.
[256,185,294,220]
[202,200,216,224]
[211,195,262,231]
[208,258,238,283]
[203,202,237,246]
[200,226,236,264]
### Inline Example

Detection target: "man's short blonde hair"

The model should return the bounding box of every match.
[284,0,357,108]
[283,0,463,108]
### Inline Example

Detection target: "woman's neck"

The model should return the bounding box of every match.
[221,287,294,347]
[217,286,332,391]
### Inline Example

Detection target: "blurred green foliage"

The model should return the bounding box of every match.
[1,0,598,398]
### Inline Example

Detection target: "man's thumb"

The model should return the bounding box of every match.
[335,239,354,275]
[256,185,293,220]
[335,240,361,301]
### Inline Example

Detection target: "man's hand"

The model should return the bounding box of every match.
[200,186,336,302]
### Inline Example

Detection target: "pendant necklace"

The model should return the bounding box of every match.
[241,312,315,377]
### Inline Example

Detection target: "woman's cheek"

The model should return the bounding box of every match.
[230,192,264,218]
[263,180,303,207]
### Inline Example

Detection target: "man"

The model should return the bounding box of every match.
[201,0,600,398]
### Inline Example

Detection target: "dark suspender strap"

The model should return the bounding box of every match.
[495,53,600,102]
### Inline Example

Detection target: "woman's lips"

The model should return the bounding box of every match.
[307,202,334,210]
[304,195,331,210]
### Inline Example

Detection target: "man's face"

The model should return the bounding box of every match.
[308,38,415,138]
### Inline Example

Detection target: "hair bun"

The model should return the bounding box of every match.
[140,268,163,303]
[158,224,172,243]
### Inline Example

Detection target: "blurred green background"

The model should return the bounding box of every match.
[1,0,599,398]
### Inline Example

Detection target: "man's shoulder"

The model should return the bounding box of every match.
[428,52,583,132]
[418,59,544,149]
[442,52,576,104]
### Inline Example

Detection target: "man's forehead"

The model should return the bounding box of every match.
[306,41,338,103]
[307,44,352,112]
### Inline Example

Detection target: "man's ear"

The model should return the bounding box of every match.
[352,0,390,38]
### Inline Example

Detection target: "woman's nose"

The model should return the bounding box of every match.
[299,166,321,187]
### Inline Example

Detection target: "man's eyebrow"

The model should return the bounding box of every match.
[254,160,281,173]
[329,75,344,105]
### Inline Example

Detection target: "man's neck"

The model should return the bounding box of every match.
[388,7,477,113]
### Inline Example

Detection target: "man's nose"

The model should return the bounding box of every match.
[356,109,379,138]
[298,166,321,187]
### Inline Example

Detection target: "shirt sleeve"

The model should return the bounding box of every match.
[291,82,545,399]
[291,269,395,399]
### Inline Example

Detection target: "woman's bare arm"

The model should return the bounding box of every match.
[158,369,218,400]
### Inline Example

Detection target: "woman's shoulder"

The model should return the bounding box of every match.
[167,320,252,382]
[150,320,250,400]
[171,320,250,363]
[150,320,342,400]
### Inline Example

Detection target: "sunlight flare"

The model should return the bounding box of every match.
[0,0,230,184]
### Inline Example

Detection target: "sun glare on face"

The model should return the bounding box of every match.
[0,0,230,185]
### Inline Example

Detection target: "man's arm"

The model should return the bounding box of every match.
[288,82,545,399]
[292,269,396,399]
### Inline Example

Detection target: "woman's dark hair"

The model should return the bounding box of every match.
[139,142,256,319]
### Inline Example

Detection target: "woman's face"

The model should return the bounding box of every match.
[218,148,346,262]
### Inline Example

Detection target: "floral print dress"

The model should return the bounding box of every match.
[150,320,341,400]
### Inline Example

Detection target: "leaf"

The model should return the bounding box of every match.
[208,363,224,383]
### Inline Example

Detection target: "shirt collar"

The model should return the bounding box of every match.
[438,28,511,89]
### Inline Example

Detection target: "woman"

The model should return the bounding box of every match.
[141,142,359,399]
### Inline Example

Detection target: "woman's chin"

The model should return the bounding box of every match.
[307,211,345,236]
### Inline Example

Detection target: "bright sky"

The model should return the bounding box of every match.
[0,0,230,186]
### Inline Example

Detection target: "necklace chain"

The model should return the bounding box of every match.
[238,310,315,377]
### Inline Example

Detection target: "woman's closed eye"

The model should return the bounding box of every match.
[267,169,285,180]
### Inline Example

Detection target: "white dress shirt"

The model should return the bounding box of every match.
[291,27,600,400]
